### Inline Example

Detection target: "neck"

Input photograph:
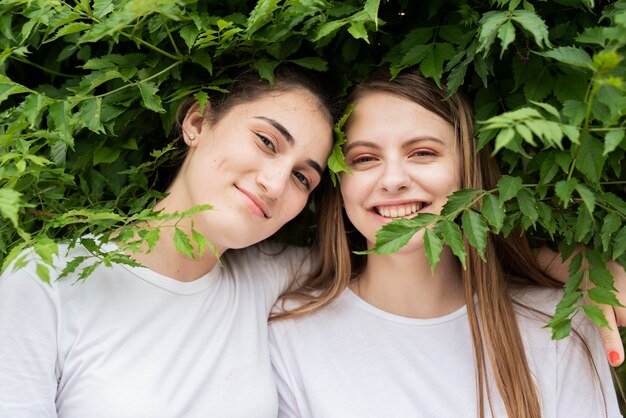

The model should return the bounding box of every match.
[127,198,225,282]
[351,247,465,318]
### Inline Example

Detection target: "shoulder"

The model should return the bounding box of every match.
[510,285,563,311]
[510,285,601,351]
[224,241,316,282]
[269,289,350,339]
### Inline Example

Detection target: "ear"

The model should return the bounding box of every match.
[182,101,211,147]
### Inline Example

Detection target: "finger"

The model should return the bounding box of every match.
[597,304,624,367]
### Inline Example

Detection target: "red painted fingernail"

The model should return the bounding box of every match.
[609,351,620,364]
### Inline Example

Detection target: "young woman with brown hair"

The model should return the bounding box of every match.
[269,68,621,418]
[0,66,335,418]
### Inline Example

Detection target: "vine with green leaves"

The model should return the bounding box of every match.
[0,0,625,347]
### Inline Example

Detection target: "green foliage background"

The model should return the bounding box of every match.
[0,0,625,395]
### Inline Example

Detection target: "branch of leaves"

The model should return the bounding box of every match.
[1,204,218,283]
[478,101,582,156]
[359,176,530,273]
[547,247,623,340]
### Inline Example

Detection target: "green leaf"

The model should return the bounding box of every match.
[424,229,443,274]
[575,184,595,214]
[371,214,439,255]
[589,265,617,290]
[535,46,593,68]
[600,212,621,252]
[557,291,582,310]
[192,51,213,75]
[562,100,587,126]
[34,237,59,266]
[497,20,516,58]
[481,194,505,232]
[36,264,51,284]
[420,43,455,86]
[314,20,348,42]
[348,21,369,43]
[575,134,605,184]
[554,179,578,208]
[328,104,354,185]
[493,127,516,154]
[93,146,121,165]
[0,188,22,228]
[440,220,467,270]
[603,130,624,156]
[173,228,194,259]
[510,10,551,49]
[77,97,104,133]
[461,210,488,261]
[613,226,626,260]
[588,287,621,307]
[574,206,593,242]
[550,318,573,340]
[497,175,523,204]
[441,189,480,217]
[477,11,509,56]
[253,58,279,83]
[246,0,280,36]
[582,304,610,328]
[191,229,209,258]
[516,188,539,225]
[564,271,584,294]
[289,57,328,71]
[179,23,200,51]
[138,82,165,113]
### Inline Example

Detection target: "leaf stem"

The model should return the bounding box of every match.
[11,56,79,78]
[162,18,181,57]
[93,61,181,99]
[119,31,182,61]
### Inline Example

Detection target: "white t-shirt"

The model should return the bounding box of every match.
[269,287,622,418]
[0,241,311,418]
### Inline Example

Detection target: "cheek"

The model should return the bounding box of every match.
[281,192,309,221]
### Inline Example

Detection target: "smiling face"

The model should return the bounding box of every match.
[165,89,333,252]
[340,92,461,252]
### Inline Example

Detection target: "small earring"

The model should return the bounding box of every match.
[188,133,196,141]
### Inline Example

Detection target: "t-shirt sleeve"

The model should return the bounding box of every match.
[0,257,60,417]
[269,321,305,418]
[556,315,622,418]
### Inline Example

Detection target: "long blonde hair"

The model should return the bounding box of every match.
[272,68,567,418]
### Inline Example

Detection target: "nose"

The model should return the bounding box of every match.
[379,162,410,193]
[256,165,290,200]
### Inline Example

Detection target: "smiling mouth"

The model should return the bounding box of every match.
[237,186,270,218]
[373,202,424,219]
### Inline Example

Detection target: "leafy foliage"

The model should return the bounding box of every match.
[0,1,625,345]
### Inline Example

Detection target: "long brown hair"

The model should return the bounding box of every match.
[272,68,576,417]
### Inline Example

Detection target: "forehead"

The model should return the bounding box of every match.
[225,89,333,157]
[346,92,455,145]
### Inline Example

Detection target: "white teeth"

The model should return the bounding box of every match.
[375,203,423,218]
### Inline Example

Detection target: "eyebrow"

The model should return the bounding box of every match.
[344,137,446,154]
[306,159,324,178]
[254,116,294,144]
[254,116,324,178]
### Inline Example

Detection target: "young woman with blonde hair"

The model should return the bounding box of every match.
[269,68,621,417]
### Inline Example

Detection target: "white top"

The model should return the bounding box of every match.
[269,287,622,418]
[0,241,311,418]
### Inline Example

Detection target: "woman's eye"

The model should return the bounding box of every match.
[257,134,275,152]
[351,155,377,165]
[411,150,436,158]
[292,171,310,189]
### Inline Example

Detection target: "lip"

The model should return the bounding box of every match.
[237,186,271,218]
